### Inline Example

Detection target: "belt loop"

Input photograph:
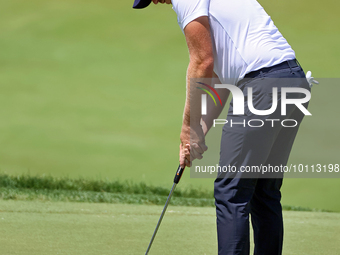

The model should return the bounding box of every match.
[287,59,295,74]
[260,71,264,78]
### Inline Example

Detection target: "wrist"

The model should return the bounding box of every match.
[180,124,190,143]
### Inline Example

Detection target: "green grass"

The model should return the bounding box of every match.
[0,0,339,212]
[259,0,340,77]
[0,174,333,212]
[0,173,212,198]
[0,200,339,255]
[0,173,215,207]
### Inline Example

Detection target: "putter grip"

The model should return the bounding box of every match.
[173,165,185,184]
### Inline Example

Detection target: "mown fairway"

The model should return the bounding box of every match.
[1,200,340,255]
[0,0,339,212]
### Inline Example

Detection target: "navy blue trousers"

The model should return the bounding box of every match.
[214,60,310,255]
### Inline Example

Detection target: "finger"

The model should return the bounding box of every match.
[183,145,191,167]
[184,144,202,161]
[180,153,186,168]
[184,148,190,157]
[184,144,191,158]
[180,160,186,169]
[179,144,186,168]
[184,148,191,163]
[191,147,203,160]
[191,142,208,154]
[185,143,199,162]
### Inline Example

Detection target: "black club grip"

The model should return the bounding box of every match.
[173,165,185,184]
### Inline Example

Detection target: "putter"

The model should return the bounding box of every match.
[144,165,185,255]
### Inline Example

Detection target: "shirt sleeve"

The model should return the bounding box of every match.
[172,0,210,33]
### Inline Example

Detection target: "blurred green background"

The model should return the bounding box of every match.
[0,0,339,211]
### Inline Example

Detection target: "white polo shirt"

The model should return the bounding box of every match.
[172,0,296,85]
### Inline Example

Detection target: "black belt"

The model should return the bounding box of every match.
[244,59,300,79]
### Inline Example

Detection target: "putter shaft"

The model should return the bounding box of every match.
[145,183,177,255]
[145,165,184,255]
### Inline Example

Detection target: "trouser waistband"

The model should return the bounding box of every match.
[244,59,300,79]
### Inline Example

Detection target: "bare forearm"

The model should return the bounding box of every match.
[182,61,214,128]
[179,61,213,167]
[179,16,214,168]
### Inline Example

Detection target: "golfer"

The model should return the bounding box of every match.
[133,0,312,254]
